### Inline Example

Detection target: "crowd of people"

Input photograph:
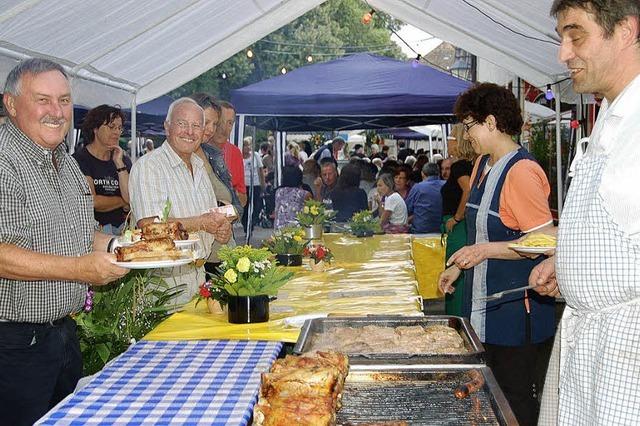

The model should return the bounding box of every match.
[1,1,639,425]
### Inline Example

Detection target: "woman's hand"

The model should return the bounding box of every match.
[445,217,457,233]
[112,146,125,168]
[447,244,488,269]
[438,265,462,295]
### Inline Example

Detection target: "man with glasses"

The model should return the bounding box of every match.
[129,98,231,307]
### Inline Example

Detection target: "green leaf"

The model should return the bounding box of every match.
[161,198,172,222]
[95,343,111,364]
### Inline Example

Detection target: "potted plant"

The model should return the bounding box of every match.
[205,245,294,324]
[296,200,335,239]
[303,243,334,272]
[263,226,308,266]
[348,210,382,237]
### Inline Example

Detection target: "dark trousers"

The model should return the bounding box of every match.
[484,336,554,426]
[0,316,82,426]
[242,185,262,232]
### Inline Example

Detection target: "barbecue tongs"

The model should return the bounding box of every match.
[473,284,536,303]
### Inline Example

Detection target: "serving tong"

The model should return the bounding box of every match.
[473,284,536,303]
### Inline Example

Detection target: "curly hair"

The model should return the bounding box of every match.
[551,0,640,40]
[453,82,523,136]
[81,104,126,144]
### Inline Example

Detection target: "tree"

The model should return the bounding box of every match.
[171,0,406,100]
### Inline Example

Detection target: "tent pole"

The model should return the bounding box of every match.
[131,97,138,161]
[555,85,563,215]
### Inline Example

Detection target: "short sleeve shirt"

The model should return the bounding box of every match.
[243,151,263,186]
[384,192,408,225]
[73,146,132,226]
[223,141,246,194]
[0,121,93,322]
[469,157,553,233]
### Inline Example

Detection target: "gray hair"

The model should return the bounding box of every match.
[4,58,68,96]
[165,97,204,124]
[377,173,395,191]
[422,162,440,177]
[405,155,417,167]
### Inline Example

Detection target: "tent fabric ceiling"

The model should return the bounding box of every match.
[0,0,566,108]
[230,53,471,131]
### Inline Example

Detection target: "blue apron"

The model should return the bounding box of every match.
[463,148,555,346]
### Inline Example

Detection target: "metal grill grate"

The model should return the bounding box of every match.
[336,371,503,425]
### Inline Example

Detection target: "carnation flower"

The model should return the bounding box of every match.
[224,269,238,283]
[236,257,251,273]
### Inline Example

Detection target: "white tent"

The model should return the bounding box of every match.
[0,0,566,107]
[0,0,569,208]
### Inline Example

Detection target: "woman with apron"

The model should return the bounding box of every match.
[438,83,556,426]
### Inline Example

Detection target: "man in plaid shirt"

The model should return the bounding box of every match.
[0,58,129,425]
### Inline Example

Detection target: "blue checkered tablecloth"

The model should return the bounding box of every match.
[36,340,283,425]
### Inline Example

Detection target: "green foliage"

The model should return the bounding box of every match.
[76,271,182,376]
[297,200,336,226]
[348,209,382,234]
[213,245,294,296]
[263,226,309,255]
[170,0,406,100]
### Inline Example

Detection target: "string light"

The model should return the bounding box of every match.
[361,9,375,25]
[246,49,254,59]
[306,55,313,63]
[280,67,287,74]
[220,72,227,80]
[545,84,555,101]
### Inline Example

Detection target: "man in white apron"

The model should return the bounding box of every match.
[531,1,640,424]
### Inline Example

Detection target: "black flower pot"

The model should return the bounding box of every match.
[353,229,374,238]
[227,295,270,324]
[275,253,303,266]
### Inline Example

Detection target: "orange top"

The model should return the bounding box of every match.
[469,157,552,233]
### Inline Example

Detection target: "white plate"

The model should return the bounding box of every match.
[112,257,194,269]
[509,245,555,254]
[117,238,199,248]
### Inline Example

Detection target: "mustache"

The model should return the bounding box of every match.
[40,116,66,126]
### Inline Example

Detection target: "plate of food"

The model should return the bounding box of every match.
[118,222,198,247]
[509,233,556,254]
[112,237,195,269]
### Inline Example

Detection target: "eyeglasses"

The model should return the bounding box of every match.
[172,120,203,132]
[105,123,124,133]
[463,120,479,132]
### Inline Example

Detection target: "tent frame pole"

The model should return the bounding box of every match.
[555,84,563,215]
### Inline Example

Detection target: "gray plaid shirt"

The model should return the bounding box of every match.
[0,121,94,323]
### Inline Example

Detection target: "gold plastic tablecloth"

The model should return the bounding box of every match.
[412,236,446,299]
[145,234,442,343]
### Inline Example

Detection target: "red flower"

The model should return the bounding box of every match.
[316,246,325,260]
[199,287,211,298]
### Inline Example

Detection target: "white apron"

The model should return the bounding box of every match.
[538,125,640,425]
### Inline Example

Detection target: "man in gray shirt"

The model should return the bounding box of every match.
[0,58,128,425]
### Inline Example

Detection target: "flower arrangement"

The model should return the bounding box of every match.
[310,132,326,149]
[263,226,308,255]
[303,244,334,264]
[297,199,335,227]
[348,210,382,236]
[197,245,294,299]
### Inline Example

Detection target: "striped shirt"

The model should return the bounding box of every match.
[0,121,93,323]
[129,141,218,306]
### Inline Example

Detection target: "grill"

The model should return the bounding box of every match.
[294,315,484,365]
[336,366,516,425]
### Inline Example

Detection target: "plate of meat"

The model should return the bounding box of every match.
[112,237,194,269]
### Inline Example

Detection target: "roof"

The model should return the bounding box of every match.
[230,53,472,131]
[0,0,567,107]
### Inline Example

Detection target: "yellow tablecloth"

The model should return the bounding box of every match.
[412,236,446,299]
[144,234,425,343]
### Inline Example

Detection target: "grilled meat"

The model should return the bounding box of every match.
[141,221,189,240]
[114,237,184,262]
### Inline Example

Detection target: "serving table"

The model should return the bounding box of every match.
[36,340,282,425]
[145,234,439,343]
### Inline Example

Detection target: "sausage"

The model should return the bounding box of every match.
[454,369,484,399]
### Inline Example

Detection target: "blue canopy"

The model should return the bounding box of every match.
[231,53,471,131]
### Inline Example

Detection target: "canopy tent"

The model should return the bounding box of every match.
[0,0,569,209]
[230,53,472,131]
[0,0,566,108]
